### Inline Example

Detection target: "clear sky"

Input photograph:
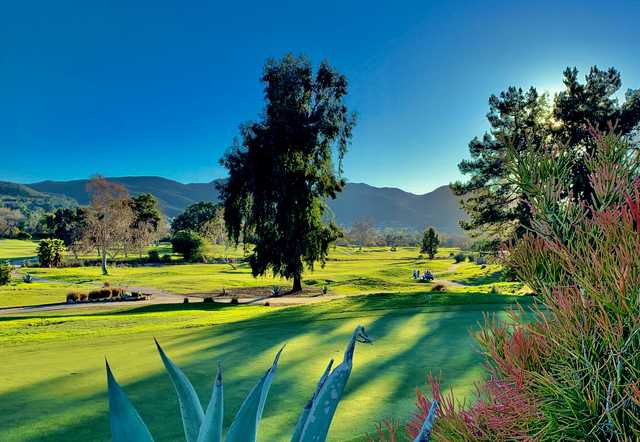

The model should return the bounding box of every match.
[2,0,639,194]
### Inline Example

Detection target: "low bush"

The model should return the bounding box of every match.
[66,292,80,302]
[22,273,33,283]
[430,284,445,292]
[171,230,206,262]
[78,293,88,301]
[230,297,239,305]
[453,252,465,263]
[16,231,32,240]
[183,298,189,304]
[88,290,111,301]
[0,262,12,285]
[203,297,214,303]
[148,250,160,263]
[161,254,172,263]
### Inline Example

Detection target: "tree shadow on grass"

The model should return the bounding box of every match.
[0,297,519,442]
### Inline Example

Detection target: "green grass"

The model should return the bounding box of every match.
[0,279,73,308]
[18,246,522,295]
[0,241,532,440]
[0,293,533,441]
[0,239,39,260]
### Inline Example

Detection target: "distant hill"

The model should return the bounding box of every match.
[23,176,466,235]
[328,183,466,234]
[29,177,222,218]
[0,181,77,213]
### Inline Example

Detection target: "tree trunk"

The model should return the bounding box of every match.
[101,250,109,276]
[292,274,302,293]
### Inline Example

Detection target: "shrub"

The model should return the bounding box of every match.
[66,292,79,303]
[271,285,282,297]
[16,231,32,240]
[264,301,270,306]
[230,296,239,305]
[0,262,12,285]
[203,297,214,303]
[376,129,640,440]
[161,254,172,263]
[78,293,88,301]
[22,273,33,283]
[453,252,465,263]
[110,288,124,298]
[37,238,65,268]
[466,254,475,263]
[171,230,205,262]
[148,250,160,263]
[88,290,107,301]
[430,284,445,292]
[183,298,189,304]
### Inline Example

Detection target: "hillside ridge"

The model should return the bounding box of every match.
[7,176,466,234]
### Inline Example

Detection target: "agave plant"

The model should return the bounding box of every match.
[106,325,437,441]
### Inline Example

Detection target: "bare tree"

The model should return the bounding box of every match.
[82,176,134,275]
[348,218,379,248]
[200,206,227,245]
[0,208,24,237]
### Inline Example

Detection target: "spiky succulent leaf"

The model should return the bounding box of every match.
[155,338,204,442]
[197,363,224,442]
[106,361,155,442]
[225,347,284,442]
[299,326,371,441]
[291,359,334,442]
[413,400,438,442]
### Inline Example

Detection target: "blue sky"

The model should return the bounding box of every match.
[2,0,639,193]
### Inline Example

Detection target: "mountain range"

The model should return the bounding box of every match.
[3,177,467,235]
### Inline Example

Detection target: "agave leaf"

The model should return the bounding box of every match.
[299,326,372,442]
[106,360,155,442]
[412,400,438,442]
[197,363,224,442]
[155,338,204,442]
[291,359,334,442]
[225,347,284,442]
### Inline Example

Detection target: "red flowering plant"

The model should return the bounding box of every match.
[372,128,640,441]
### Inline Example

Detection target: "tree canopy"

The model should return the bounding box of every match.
[420,227,439,259]
[171,201,225,244]
[451,66,640,241]
[218,54,356,292]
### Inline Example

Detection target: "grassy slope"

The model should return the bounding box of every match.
[0,294,533,442]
